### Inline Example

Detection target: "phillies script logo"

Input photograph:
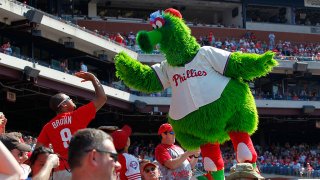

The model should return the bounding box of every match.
[130,161,138,170]
[172,69,207,86]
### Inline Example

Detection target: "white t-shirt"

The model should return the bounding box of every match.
[152,46,231,120]
[20,164,31,180]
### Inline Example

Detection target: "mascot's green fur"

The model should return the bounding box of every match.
[115,8,277,180]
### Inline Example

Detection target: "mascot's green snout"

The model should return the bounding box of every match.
[136,30,162,53]
[114,8,278,180]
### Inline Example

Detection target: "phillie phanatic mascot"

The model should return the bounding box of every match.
[114,8,278,180]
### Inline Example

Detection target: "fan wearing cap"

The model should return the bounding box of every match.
[155,123,200,180]
[140,159,161,180]
[111,125,142,180]
[36,72,107,180]
[0,133,32,179]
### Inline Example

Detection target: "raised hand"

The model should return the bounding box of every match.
[255,51,278,74]
[47,154,59,168]
[75,71,96,82]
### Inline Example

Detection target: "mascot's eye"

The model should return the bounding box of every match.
[155,20,164,28]
[150,17,165,29]
[152,24,157,29]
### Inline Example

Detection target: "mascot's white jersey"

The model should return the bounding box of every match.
[152,46,231,120]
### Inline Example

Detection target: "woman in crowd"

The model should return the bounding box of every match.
[27,146,59,180]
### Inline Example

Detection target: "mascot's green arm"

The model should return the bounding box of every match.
[224,51,278,81]
[114,51,163,93]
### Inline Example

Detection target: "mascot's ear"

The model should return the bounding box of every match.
[164,8,182,19]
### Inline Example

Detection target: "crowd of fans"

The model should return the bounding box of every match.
[103,30,320,61]
[252,86,320,102]
[0,69,319,179]
[226,142,320,178]
[128,139,320,178]
[3,128,320,178]
[2,30,320,100]
[197,31,320,61]
[0,108,320,179]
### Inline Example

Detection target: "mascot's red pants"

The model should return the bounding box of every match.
[200,132,257,171]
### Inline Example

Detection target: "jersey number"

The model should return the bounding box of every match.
[60,128,72,148]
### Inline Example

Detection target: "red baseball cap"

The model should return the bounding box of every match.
[142,162,157,171]
[139,159,158,172]
[111,125,132,150]
[158,123,173,135]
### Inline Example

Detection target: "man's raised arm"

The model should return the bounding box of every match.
[75,72,107,111]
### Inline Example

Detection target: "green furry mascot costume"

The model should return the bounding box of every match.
[114,8,278,180]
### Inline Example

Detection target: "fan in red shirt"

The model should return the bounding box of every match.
[114,33,125,45]
[36,71,107,180]
[155,123,200,180]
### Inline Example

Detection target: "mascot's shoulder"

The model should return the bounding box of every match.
[199,46,232,57]
[199,46,223,53]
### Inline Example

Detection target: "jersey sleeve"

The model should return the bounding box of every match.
[73,102,96,129]
[118,154,127,180]
[155,145,172,165]
[37,125,50,147]
[124,155,141,180]
[202,46,231,75]
[151,61,170,89]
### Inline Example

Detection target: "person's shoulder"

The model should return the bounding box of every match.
[122,153,139,162]
[118,153,125,161]
[173,144,182,148]
[155,143,165,149]
[41,119,54,130]
[199,46,212,52]
[74,102,95,111]
[159,60,168,66]
[156,143,174,151]
[199,46,223,54]
[122,153,136,158]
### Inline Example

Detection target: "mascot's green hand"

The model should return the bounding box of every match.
[257,51,278,70]
[252,51,278,78]
[225,51,278,81]
[114,51,163,93]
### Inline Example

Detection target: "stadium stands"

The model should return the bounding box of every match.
[0,0,319,178]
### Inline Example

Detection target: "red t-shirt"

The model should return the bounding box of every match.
[155,144,175,165]
[37,102,96,171]
[115,35,124,44]
[155,144,190,165]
